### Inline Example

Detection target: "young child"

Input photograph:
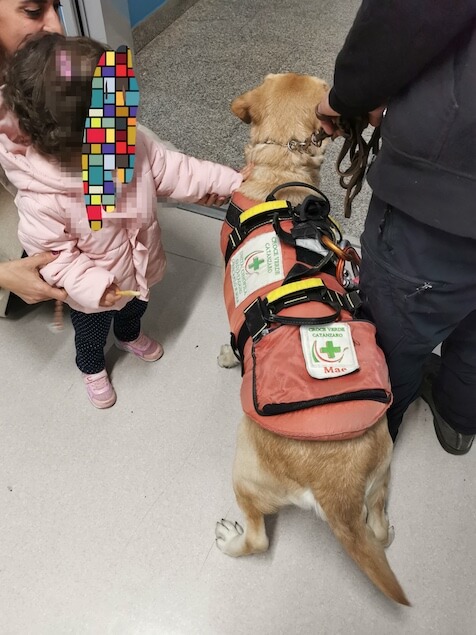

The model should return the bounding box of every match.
[0,33,244,409]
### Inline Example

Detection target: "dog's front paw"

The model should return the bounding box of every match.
[215,519,244,556]
[218,344,240,369]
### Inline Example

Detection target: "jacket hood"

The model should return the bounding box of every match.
[0,97,81,195]
[0,133,81,195]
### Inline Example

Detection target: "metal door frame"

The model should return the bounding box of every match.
[58,0,82,36]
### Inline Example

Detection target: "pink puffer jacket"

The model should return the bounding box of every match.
[0,121,242,313]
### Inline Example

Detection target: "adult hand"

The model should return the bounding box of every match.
[99,283,121,308]
[315,91,341,137]
[316,91,386,136]
[0,252,67,304]
[368,105,386,128]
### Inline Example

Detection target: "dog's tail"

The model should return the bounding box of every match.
[324,510,410,606]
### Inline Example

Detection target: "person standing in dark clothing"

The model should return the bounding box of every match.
[317,0,476,454]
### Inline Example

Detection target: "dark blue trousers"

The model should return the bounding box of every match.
[70,298,148,374]
[359,196,476,438]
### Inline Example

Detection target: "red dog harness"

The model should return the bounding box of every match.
[221,187,392,441]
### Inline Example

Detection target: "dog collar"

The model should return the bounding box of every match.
[257,131,327,154]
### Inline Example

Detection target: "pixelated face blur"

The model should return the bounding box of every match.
[0,1,63,55]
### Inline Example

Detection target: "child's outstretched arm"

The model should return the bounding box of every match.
[146,136,243,203]
[17,196,116,310]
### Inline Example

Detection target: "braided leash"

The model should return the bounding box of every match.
[315,114,381,218]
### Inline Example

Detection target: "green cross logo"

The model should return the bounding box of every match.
[249,256,264,271]
[320,340,341,359]
[244,250,266,274]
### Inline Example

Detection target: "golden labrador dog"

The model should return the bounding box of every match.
[216,73,409,606]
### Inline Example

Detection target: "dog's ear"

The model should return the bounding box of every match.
[231,91,253,123]
[231,88,261,125]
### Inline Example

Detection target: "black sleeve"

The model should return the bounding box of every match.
[328,0,476,116]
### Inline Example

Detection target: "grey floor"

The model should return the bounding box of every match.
[0,0,475,633]
[135,0,373,237]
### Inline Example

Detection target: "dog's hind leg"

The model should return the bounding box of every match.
[365,425,394,547]
[216,417,282,557]
[216,489,270,557]
[366,464,394,547]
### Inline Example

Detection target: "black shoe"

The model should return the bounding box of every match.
[420,353,474,455]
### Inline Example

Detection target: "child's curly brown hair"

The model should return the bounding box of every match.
[3,33,107,166]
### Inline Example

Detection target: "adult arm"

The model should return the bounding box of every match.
[328,0,476,117]
[17,196,115,309]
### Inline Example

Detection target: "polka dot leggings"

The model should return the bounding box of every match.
[70,298,148,374]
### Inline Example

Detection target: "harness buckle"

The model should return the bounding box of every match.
[244,298,269,343]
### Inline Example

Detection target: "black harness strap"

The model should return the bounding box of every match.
[224,199,244,228]
[231,283,361,373]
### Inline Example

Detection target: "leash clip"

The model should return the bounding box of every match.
[287,138,313,153]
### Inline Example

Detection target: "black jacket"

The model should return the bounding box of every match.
[329,0,476,237]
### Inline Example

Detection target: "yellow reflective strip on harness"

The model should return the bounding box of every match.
[239,199,289,224]
[266,278,324,304]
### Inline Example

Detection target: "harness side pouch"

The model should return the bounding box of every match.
[241,319,392,441]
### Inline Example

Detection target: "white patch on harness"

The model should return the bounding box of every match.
[300,323,359,379]
[230,231,284,307]
[296,237,328,257]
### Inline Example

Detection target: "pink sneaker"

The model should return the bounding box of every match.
[115,333,164,362]
[82,369,117,409]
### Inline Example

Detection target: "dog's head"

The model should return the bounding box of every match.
[231,73,329,202]
[231,72,328,146]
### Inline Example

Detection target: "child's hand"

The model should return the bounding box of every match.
[196,192,227,207]
[240,163,254,181]
[195,164,254,208]
[100,283,121,307]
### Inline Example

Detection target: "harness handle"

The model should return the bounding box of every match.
[265,285,342,327]
[266,182,330,208]
[267,308,341,327]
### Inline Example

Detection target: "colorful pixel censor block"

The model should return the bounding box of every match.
[82,46,139,231]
